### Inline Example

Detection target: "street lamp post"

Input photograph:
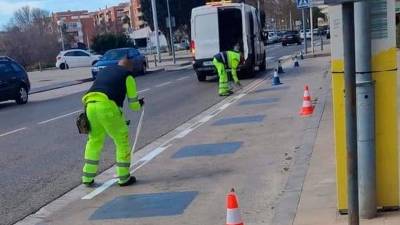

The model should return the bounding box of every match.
[57,20,65,51]
[166,0,176,64]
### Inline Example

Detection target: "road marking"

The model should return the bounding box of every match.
[177,76,190,81]
[0,127,27,137]
[82,145,171,200]
[175,128,194,139]
[155,81,172,88]
[138,88,151,93]
[37,110,82,125]
[81,178,118,200]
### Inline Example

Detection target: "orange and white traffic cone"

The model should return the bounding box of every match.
[299,85,314,116]
[226,188,244,225]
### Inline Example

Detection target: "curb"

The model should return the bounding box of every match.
[30,78,93,95]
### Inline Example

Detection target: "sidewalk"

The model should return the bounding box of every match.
[16,47,334,225]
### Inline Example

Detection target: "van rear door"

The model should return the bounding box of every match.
[193,8,219,60]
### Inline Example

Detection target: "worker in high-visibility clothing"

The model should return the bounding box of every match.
[81,57,144,187]
[212,45,243,96]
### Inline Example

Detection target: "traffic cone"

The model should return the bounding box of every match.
[294,56,300,67]
[299,85,314,116]
[272,69,282,86]
[226,188,244,225]
[277,60,284,74]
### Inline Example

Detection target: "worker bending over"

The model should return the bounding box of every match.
[212,44,243,96]
[81,58,144,187]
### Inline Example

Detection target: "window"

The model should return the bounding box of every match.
[75,51,90,57]
[10,63,23,72]
[65,51,75,57]
[0,62,14,75]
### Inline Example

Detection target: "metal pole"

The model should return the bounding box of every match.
[166,0,176,64]
[151,0,161,62]
[354,0,376,219]
[257,0,261,22]
[343,3,359,225]
[302,8,307,54]
[289,10,293,30]
[59,26,65,51]
[310,7,314,54]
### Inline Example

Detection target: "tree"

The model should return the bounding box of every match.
[0,6,59,69]
[91,33,134,55]
[140,0,205,51]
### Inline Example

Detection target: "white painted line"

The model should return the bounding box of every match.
[155,81,172,88]
[82,145,171,200]
[177,76,190,81]
[219,103,232,111]
[0,127,27,137]
[38,110,82,125]
[138,88,151,93]
[82,178,118,200]
[198,115,214,123]
[174,128,193,139]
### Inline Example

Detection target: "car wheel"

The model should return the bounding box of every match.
[196,72,206,82]
[15,85,28,105]
[60,63,66,70]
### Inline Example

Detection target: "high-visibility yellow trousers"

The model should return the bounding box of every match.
[82,95,131,185]
[213,58,230,95]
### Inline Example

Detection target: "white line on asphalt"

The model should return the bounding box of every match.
[81,178,118,200]
[37,110,82,125]
[82,145,171,200]
[155,81,172,88]
[138,88,151,93]
[176,76,190,81]
[175,128,194,139]
[0,127,27,137]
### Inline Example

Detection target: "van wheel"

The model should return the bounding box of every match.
[196,72,206,82]
[259,56,266,72]
[140,63,146,75]
[15,86,28,105]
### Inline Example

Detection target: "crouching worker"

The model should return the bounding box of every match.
[212,44,243,96]
[81,57,144,187]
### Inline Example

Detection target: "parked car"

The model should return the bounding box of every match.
[91,48,147,79]
[300,29,311,39]
[282,31,302,46]
[0,56,30,104]
[56,49,101,70]
[266,31,280,44]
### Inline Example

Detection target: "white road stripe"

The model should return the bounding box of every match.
[175,128,193,139]
[176,76,190,81]
[138,88,151,93]
[81,179,118,200]
[0,127,27,137]
[37,110,82,125]
[155,81,172,88]
[82,145,171,200]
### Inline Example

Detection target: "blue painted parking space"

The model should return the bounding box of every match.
[172,142,243,159]
[212,115,265,126]
[239,98,279,106]
[90,191,198,220]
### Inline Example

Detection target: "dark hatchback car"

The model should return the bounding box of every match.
[91,48,146,79]
[0,57,30,104]
[282,31,302,46]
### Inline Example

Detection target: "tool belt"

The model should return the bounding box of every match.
[76,100,97,134]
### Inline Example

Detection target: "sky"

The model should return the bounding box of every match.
[0,0,128,29]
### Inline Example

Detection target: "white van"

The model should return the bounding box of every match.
[191,3,266,81]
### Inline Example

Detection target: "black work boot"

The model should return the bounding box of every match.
[118,176,137,187]
[83,180,95,187]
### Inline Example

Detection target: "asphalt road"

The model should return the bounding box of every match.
[0,45,300,225]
